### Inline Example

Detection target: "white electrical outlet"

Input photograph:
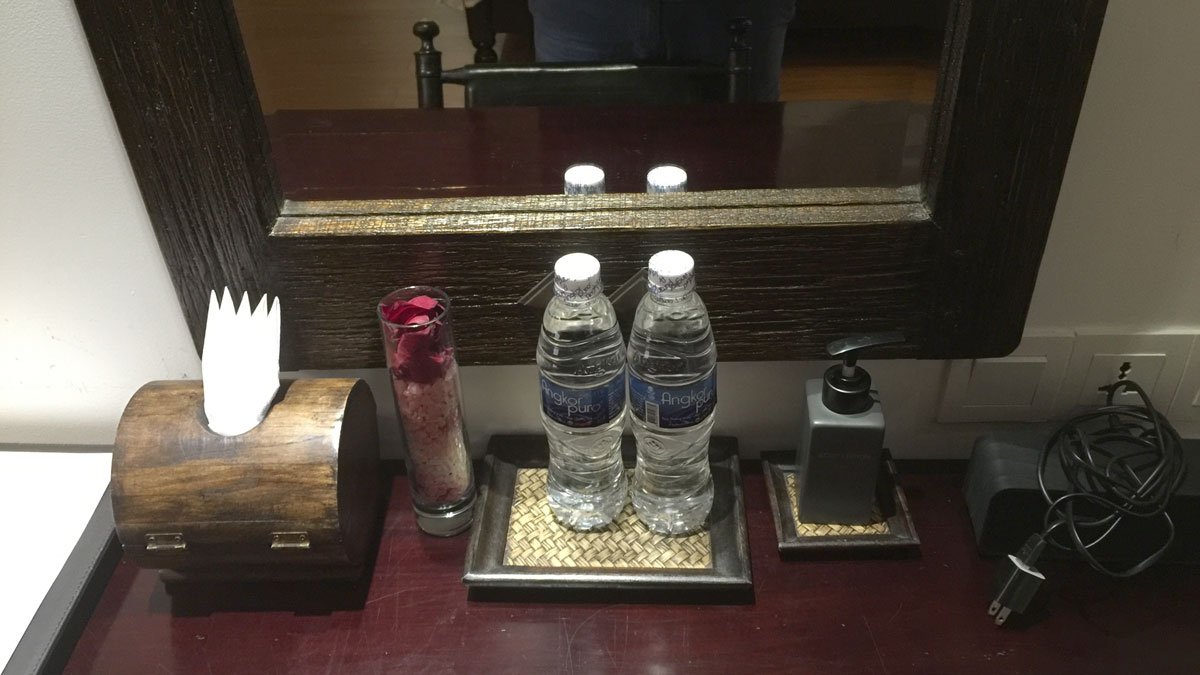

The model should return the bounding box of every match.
[1074,353,1165,406]
[1056,333,1193,414]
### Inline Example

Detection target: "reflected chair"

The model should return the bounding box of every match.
[413,20,753,109]
[463,0,532,64]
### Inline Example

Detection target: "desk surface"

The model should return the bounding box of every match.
[63,464,1200,674]
[269,101,928,201]
[0,449,111,672]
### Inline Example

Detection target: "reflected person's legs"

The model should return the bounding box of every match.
[658,0,729,62]
[749,0,797,101]
[528,0,659,61]
[646,0,800,102]
[530,0,797,101]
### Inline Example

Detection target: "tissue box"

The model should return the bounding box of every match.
[111,378,382,581]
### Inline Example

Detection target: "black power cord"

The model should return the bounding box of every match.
[988,378,1188,625]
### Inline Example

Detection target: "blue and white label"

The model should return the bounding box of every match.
[540,370,626,428]
[629,370,717,429]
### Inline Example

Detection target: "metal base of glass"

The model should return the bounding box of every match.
[414,494,476,537]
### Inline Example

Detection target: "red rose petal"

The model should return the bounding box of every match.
[380,294,452,384]
[408,295,440,312]
[380,302,416,325]
[380,296,444,325]
[379,300,405,324]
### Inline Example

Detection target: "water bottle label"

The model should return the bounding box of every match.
[629,370,717,429]
[540,369,627,428]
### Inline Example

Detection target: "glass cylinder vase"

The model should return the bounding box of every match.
[378,286,474,536]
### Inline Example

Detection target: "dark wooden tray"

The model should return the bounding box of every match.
[762,450,920,554]
[463,436,751,598]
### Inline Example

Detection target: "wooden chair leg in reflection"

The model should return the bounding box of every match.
[414,21,445,109]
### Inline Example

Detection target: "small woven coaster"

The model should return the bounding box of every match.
[503,468,712,569]
[785,471,890,536]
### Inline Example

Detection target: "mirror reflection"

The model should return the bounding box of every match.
[234,1,948,197]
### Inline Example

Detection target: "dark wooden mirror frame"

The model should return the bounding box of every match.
[75,0,1107,368]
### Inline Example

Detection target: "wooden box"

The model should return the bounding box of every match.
[111,378,381,581]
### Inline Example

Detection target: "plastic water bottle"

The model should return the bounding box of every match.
[628,250,717,535]
[538,253,628,530]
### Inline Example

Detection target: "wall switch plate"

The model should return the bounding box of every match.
[1056,333,1194,415]
[1168,336,1200,423]
[938,333,1074,423]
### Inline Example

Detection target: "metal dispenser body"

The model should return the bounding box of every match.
[795,333,905,524]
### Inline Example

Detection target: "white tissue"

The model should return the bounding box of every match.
[201,288,281,436]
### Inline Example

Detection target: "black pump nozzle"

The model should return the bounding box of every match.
[822,332,906,414]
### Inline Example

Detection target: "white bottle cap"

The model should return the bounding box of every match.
[564,164,605,195]
[647,250,695,297]
[553,252,603,300]
[646,165,687,193]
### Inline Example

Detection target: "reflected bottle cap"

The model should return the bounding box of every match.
[646,165,688,193]
[564,164,605,195]
[647,250,695,297]
[553,252,603,301]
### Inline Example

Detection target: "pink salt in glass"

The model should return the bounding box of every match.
[378,286,474,536]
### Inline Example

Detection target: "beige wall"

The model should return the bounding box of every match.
[233,0,476,111]
[2,0,1197,456]
[1025,0,1200,331]
[1,0,200,444]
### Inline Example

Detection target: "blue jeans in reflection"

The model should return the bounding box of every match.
[528,0,797,101]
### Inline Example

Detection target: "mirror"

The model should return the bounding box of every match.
[234,0,949,198]
[77,0,1107,366]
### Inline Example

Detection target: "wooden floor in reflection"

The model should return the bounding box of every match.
[779,28,940,103]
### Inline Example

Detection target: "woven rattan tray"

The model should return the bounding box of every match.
[463,435,751,596]
[762,451,919,554]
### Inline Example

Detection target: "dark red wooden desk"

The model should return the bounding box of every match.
[63,465,1200,674]
[268,101,927,201]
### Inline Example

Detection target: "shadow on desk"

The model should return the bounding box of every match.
[468,585,755,605]
[160,577,373,617]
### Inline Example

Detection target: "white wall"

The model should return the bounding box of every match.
[1025,0,1200,332]
[0,0,200,444]
[2,0,1197,457]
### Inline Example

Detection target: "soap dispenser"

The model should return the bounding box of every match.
[795,332,905,525]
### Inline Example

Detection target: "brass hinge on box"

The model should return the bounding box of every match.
[270,531,311,550]
[144,533,186,551]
